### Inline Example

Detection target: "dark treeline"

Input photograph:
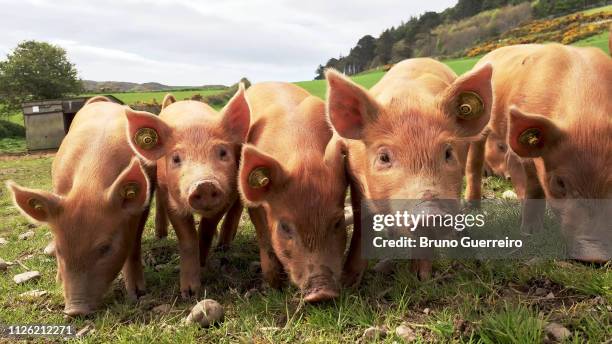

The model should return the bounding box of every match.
[314,0,610,79]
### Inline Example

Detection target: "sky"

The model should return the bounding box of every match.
[0,0,456,86]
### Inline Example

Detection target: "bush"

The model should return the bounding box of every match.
[0,119,25,138]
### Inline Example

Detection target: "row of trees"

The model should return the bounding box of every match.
[0,41,82,116]
[314,0,609,79]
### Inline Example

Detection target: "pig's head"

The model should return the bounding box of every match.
[326,64,493,216]
[238,138,348,302]
[6,158,150,316]
[125,85,250,216]
[508,106,612,262]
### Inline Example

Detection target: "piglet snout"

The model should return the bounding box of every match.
[188,180,224,212]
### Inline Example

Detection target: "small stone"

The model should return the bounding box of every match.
[19,230,35,240]
[534,287,547,296]
[502,190,518,199]
[545,292,555,299]
[43,241,56,256]
[76,324,94,338]
[545,322,571,341]
[362,326,387,341]
[249,261,261,274]
[423,307,431,315]
[19,289,48,300]
[0,237,7,245]
[244,288,258,299]
[185,299,224,327]
[152,304,172,314]
[373,259,394,274]
[0,259,7,271]
[13,271,41,284]
[395,324,416,341]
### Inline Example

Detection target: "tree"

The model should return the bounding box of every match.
[314,64,325,80]
[375,30,395,65]
[0,40,82,115]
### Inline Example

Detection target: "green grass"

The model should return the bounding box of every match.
[572,31,610,55]
[0,157,610,342]
[0,137,27,154]
[580,4,612,15]
[84,88,227,105]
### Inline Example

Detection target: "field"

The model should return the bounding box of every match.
[83,88,227,105]
[0,156,610,343]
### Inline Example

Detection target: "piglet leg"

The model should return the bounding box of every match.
[217,199,243,250]
[123,206,149,301]
[248,207,284,289]
[169,212,201,298]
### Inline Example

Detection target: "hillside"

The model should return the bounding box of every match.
[315,0,611,79]
[82,80,227,93]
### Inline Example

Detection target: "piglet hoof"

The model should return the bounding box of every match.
[155,226,168,239]
[181,285,201,300]
[126,287,146,302]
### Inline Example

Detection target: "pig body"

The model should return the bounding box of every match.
[125,88,250,298]
[7,97,154,316]
[239,82,348,302]
[326,58,493,285]
[465,44,612,262]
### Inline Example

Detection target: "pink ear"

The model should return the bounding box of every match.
[326,69,379,140]
[6,180,62,224]
[161,94,176,110]
[106,158,150,212]
[85,96,110,105]
[238,145,285,205]
[125,108,172,162]
[222,83,251,142]
[508,106,563,158]
[441,63,493,137]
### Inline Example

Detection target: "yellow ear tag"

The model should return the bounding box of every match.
[457,91,484,120]
[121,182,140,200]
[248,167,270,189]
[518,128,542,146]
[28,198,44,211]
[134,127,158,150]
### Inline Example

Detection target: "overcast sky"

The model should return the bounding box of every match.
[0,0,456,85]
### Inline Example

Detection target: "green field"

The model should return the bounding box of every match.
[84,87,227,105]
[0,156,610,342]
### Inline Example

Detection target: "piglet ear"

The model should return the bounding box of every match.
[221,83,251,142]
[85,96,111,105]
[326,69,380,140]
[324,134,347,172]
[239,144,286,206]
[106,158,150,213]
[161,94,176,110]
[6,181,62,224]
[508,106,564,158]
[440,63,493,137]
[125,107,172,162]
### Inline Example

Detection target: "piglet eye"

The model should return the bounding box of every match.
[334,217,344,229]
[497,143,507,153]
[278,222,293,238]
[551,175,567,197]
[375,147,393,169]
[218,147,229,161]
[445,146,454,163]
[98,244,112,257]
[172,153,181,166]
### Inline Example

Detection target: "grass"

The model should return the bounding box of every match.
[83,88,227,105]
[580,4,612,15]
[0,156,610,342]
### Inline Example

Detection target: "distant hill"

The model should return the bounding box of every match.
[82,80,227,93]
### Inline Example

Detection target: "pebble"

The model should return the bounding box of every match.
[13,271,41,284]
[545,292,555,299]
[361,326,387,341]
[395,324,416,341]
[18,230,35,240]
[0,237,7,245]
[19,289,48,300]
[185,299,224,327]
[0,259,8,271]
[502,190,518,199]
[244,288,258,299]
[423,307,431,315]
[545,322,571,341]
[534,287,547,296]
[76,324,94,338]
[152,304,172,314]
[43,241,56,256]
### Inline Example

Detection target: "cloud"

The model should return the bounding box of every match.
[0,0,456,85]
